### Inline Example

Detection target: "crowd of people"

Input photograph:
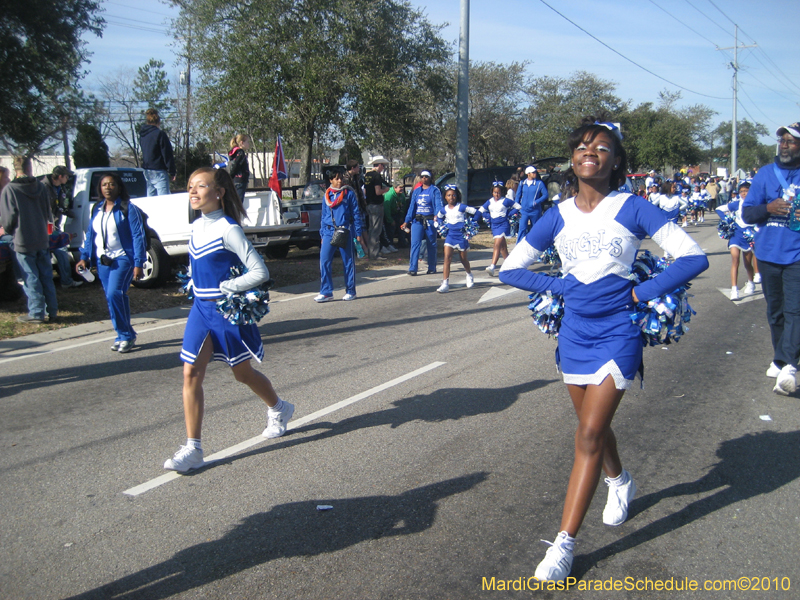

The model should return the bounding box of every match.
[3,108,800,585]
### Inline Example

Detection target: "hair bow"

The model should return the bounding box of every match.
[594,121,623,141]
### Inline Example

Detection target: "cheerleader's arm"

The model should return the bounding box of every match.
[219,224,270,294]
[498,238,565,295]
[715,202,731,219]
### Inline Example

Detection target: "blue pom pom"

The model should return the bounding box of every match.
[528,290,565,338]
[629,250,696,346]
[464,218,479,240]
[742,228,754,248]
[717,214,736,240]
[437,222,449,238]
[215,264,272,325]
[176,270,194,300]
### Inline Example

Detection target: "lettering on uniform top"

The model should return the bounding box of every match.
[559,229,623,261]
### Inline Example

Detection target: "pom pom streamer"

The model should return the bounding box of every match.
[464,218,479,240]
[743,228,754,248]
[527,289,565,338]
[437,222,448,238]
[215,265,273,325]
[176,270,194,301]
[717,214,736,240]
[628,250,696,346]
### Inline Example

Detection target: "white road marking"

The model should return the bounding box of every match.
[0,321,187,365]
[477,286,522,304]
[717,287,764,304]
[273,293,317,303]
[122,361,447,496]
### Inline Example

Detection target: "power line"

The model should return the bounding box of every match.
[681,0,731,38]
[737,85,772,124]
[105,0,176,19]
[538,0,731,101]
[647,0,726,52]
[103,17,171,35]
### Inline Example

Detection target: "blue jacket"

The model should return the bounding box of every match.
[742,158,800,264]
[139,125,176,176]
[515,179,548,213]
[80,199,148,268]
[320,187,363,236]
[405,185,443,222]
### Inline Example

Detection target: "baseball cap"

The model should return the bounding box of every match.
[776,122,800,138]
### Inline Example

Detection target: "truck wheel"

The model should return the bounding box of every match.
[0,265,23,302]
[264,244,290,259]
[133,237,170,289]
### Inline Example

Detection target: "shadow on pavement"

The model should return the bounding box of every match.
[64,473,488,600]
[573,430,800,579]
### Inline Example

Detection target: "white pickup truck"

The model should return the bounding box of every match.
[61,167,306,288]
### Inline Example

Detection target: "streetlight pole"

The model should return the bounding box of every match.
[718,25,756,178]
[456,0,469,198]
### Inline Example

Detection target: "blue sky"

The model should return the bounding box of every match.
[82,0,800,145]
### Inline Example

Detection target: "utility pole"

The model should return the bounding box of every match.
[456,0,469,198]
[718,25,756,178]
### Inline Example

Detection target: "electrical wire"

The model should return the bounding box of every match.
[647,0,725,52]
[538,0,731,101]
[681,0,731,38]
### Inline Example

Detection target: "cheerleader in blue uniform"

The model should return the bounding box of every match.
[433,184,477,292]
[164,167,294,473]
[715,180,759,300]
[499,116,708,582]
[476,182,521,276]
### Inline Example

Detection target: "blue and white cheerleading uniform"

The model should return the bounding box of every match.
[181,209,269,367]
[499,192,708,389]
[405,184,443,274]
[436,203,477,251]
[477,197,521,238]
[655,193,681,223]
[715,200,754,252]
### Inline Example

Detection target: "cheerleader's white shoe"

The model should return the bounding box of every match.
[730,286,739,300]
[534,531,574,582]
[466,273,474,288]
[743,281,756,295]
[754,273,762,284]
[603,469,636,526]
[437,280,450,293]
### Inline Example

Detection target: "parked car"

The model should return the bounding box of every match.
[61,168,306,287]
[434,157,568,207]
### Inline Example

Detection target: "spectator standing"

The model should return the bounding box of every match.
[76,174,146,353]
[515,166,548,241]
[40,166,81,289]
[139,108,176,196]
[0,156,58,323]
[363,156,391,261]
[742,121,800,395]
[706,177,719,211]
[384,182,406,249]
[228,134,251,202]
[343,160,366,252]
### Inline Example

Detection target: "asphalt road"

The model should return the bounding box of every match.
[1,220,798,600]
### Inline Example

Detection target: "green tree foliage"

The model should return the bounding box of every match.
[171,0,451,182]
[1,1,104,151]
[338,138,363,165]
[134,60,172,115]
[713,120,774,173]
[523,71,627,160]
[174,142,212,190]
[73,124,110,168]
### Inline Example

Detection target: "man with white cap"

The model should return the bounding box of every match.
[363,156,391,260]
[742,121,800,396]
[514,165,548,242]
[645,170,656,190]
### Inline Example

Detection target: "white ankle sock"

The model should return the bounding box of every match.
[608,470,629,486]
[187,438,202,450]
[270,398,284,412]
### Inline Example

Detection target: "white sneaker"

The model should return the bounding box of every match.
[774,365,797,396]
[164,445,204,472]
[753,273,762,284]
[437,280,449,293]
[766,362,781,378]
[314,294,333,303]
[699,216,705,223]
[534,531,574,582]
[743,281,755,295]
[466,273,474,288]
[342,293,356,301]
[485,265,496,277]
[730,286,739,300]
[603,470,637,526]
[681,222,687,228]
[263,400,295,438]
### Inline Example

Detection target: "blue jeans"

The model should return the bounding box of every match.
[759,259,800,368]
[97,254,136,342]
[144,169,171,196]
[52,247,75,285]
[17,250,58,319]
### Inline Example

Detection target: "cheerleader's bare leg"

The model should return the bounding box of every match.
[560,376,624,536]
[231,360,279,408]
[442,245,453,280]
[742,250,756,282]
[182,334,214,439]
[459,250,471,274]
[730,246,742,287]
